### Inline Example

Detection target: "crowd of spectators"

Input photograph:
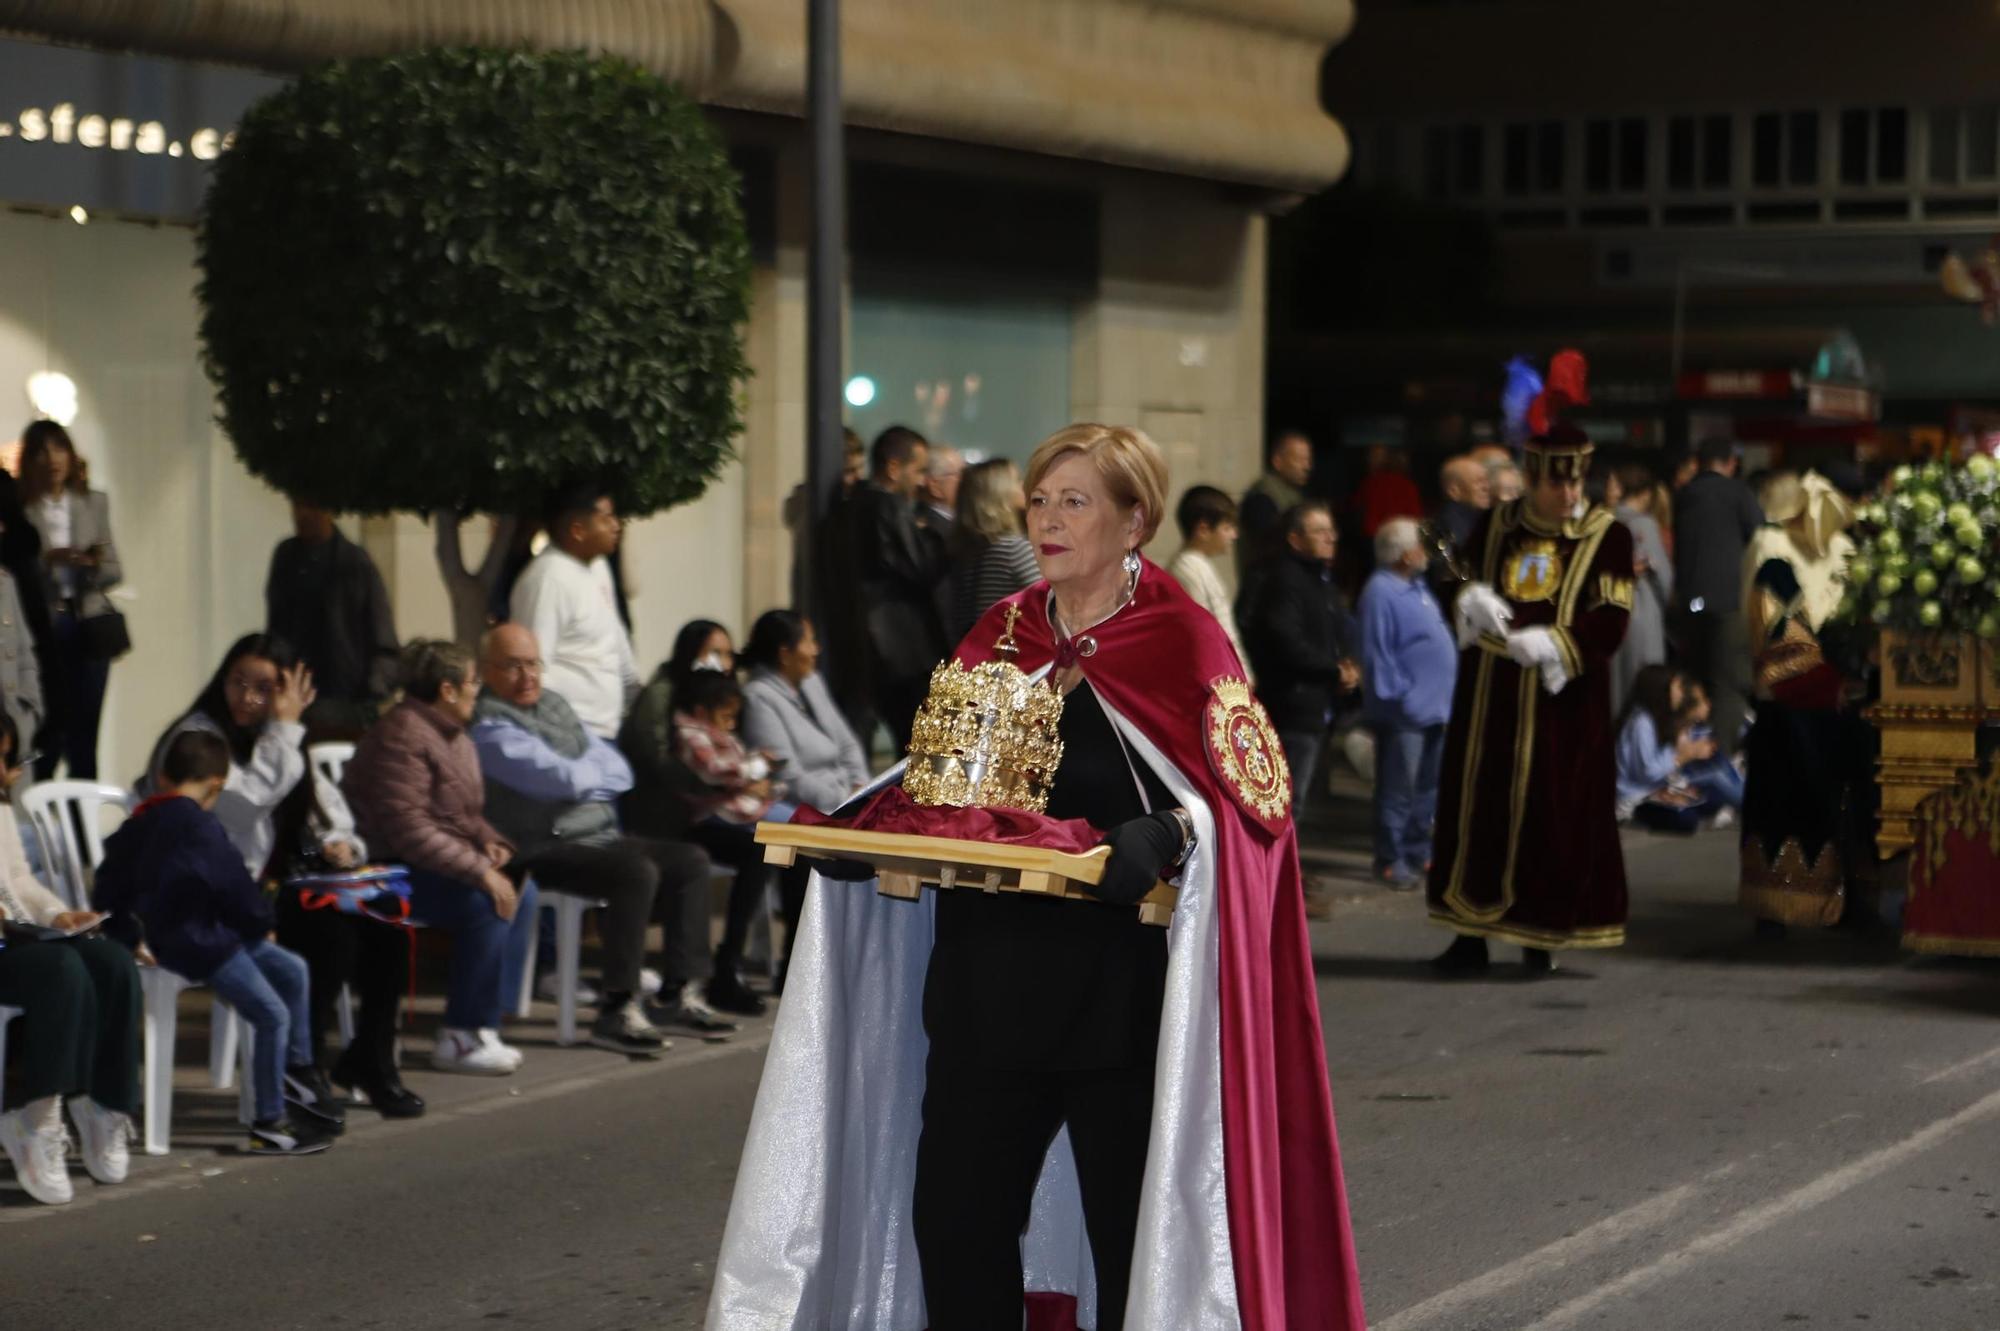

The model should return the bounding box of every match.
[0,411,1797,1201]
[0,450,896,1196]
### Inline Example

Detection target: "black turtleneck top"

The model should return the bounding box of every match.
[921,681,1173,1072]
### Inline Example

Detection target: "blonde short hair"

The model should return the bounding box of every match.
[955,458,1024,547]
[1022,423,1169,545]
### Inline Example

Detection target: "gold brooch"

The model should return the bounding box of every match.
[1501,537,1564,603]
[1204,677,1291,832]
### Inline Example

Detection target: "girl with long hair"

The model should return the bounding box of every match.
[143,635,416,1117]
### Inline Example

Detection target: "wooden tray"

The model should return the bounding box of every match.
[754,821,1179,927]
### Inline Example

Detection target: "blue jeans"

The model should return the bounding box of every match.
[1635,756,1745,833]
[207,940,313,1124]
[1278,729,1325,820]
[406,869,539,1030]
[1372,723,1446,873]
[1684,755,1744,810]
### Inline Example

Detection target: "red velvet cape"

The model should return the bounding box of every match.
[956,563,1367,1331]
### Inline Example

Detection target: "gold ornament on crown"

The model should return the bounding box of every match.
[904,605,1066,814]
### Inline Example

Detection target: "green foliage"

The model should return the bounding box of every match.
[198,47,751,517]
[1836,454,2000,638]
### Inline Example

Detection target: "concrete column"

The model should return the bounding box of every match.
[1071,180,1268,566]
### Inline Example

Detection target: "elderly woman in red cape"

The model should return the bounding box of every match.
[707,424,1365,1331]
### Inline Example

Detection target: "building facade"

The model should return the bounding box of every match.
[1293,0,2000,482]
[0,0,1352,779]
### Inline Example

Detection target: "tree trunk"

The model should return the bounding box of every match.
[432,512,521,646]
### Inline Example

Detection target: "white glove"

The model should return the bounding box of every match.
[1505,626,1571,695]
[1455,582,1514,649]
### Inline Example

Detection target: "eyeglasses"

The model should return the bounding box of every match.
[225,675,275,701]
[495,658,543,676]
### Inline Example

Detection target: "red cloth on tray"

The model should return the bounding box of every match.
[791,786,1104,854]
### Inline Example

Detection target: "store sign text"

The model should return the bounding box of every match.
[1,103,231,160]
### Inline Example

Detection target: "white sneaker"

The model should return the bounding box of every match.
[431,1027,517,1076]
[536,972,599,1006]
[639,967,664,998]
[0,1103,75,1205]
[68,1098,131,1185]
[1708,807,1737,831]
[477,1028,525,1070]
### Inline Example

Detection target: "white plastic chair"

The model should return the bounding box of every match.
[21,781,244,1154]
[20,781,134,912]
[521,888,609,1046]
[307,742,354,791]
[140,967,255,1153]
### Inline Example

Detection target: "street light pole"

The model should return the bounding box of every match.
[804,0,845,628]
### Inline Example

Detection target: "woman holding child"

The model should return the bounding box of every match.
[142,634,413,1120]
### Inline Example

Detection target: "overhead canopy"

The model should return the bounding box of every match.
[0,0,1354,194]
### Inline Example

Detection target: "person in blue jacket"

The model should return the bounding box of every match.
[1357,518,1459,890]
[93,728,335,1156]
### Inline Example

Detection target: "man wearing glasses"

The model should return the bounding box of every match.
[470,623,735,1051]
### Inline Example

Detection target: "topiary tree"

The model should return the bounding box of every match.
[197,47,752,643]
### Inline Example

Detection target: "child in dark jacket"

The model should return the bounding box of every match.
[94,729,335,1156]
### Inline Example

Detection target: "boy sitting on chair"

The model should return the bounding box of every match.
[94,729,336,1156]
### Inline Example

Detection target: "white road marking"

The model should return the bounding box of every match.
[1919,1043,2000,1085]
[1517,1085,2000,1331]
[1371,1164,1738,1331]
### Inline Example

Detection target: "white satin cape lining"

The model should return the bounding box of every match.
[704,697,1241,1331]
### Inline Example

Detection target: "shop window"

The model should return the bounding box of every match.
[1537,121,1565,192]
[1454,124,1485,196]
[1502,120,1564,196]
[1668,117,1696,190]
[1788,110,1820,186]
[1753,113,1782,187]
[1667,113,1734,191]
[1617,117,1648,191]
[1838,106,1907,186]
[1423,125,1451,199]
[1839,108,1869,185]
[1969,105,1998,181]
[847,287,1073,465]
[1421,123,1485,199]
[1930,107,1962,183]
[1702,115,1733,188]
[1877,107,1908,182]
[1585,120,1612,192]
[1587,116,1649,194]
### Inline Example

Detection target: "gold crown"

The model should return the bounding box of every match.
[904,605,1065,814]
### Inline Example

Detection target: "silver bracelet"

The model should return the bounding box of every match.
[1166,806,1196,871]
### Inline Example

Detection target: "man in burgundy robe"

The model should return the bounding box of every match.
[1427,425,1635,972]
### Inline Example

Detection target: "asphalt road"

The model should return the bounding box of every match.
[5,823,2000,1331]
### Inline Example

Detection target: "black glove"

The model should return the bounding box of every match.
[809,855,878,882]
[1089,811,1184,906]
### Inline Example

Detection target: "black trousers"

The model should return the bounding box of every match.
[518,836,712,998]
[1680,609,1752,756]
[275,889,404,1076]
[686,819,769,976]
[0,936,141,1113]
[912,1057,1155,1331]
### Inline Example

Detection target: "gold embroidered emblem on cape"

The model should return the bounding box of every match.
[1205,676,1291,832]
[1501,538,1564,603]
